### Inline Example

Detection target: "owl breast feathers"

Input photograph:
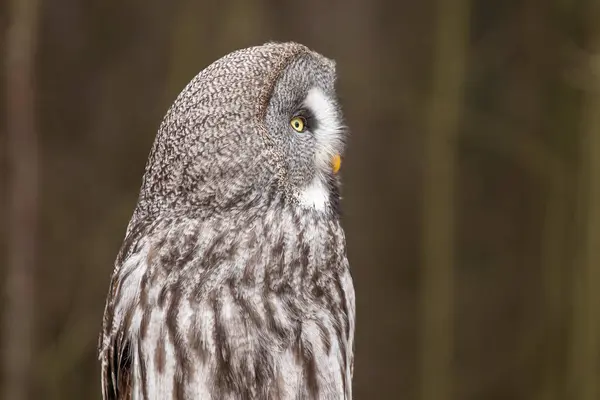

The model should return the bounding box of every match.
[99,42,355,400]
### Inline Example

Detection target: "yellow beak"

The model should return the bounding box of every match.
[332,154,341,174]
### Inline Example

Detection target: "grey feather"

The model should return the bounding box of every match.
[99,42,355,400]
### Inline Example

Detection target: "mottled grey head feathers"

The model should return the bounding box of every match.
[131,42,346,227]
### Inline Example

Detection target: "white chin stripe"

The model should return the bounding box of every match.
[298,178,329,211]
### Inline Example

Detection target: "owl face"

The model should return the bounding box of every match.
[265,53,345,211]
[133,43,346,224]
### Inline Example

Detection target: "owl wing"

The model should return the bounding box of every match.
[99,323,133,400]
[99,223,149,400]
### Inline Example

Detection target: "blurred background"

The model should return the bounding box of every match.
[2,0,600,399]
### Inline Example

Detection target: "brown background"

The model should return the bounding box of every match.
[2,0,600,399]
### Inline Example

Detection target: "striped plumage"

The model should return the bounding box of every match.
[99,42,355,399]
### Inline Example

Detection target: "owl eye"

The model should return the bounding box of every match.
[290,116,307,133]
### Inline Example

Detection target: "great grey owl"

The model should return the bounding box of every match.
[99,42,355,400]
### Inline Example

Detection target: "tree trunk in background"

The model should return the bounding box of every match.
[420,1,470,399]
[568,2,600,398]
[539,169,569,400]
[2,0,40,398]
[521,2,569,399]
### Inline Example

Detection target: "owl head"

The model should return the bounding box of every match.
[132,42,347,225]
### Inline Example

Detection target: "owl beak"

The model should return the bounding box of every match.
[331,154,341,174]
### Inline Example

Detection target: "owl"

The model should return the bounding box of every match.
[98,42,355,400]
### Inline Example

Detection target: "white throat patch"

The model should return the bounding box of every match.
[298,178,330,211]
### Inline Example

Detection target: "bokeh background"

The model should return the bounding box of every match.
[2,0,600,399]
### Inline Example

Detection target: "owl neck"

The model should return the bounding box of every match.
[129,174,341,236]
[126,188,345,269]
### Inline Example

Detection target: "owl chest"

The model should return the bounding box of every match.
[116,216,352,398]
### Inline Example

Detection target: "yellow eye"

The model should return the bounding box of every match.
[290,116,306,132]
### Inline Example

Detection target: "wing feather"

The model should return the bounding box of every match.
[99,222,149,400]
